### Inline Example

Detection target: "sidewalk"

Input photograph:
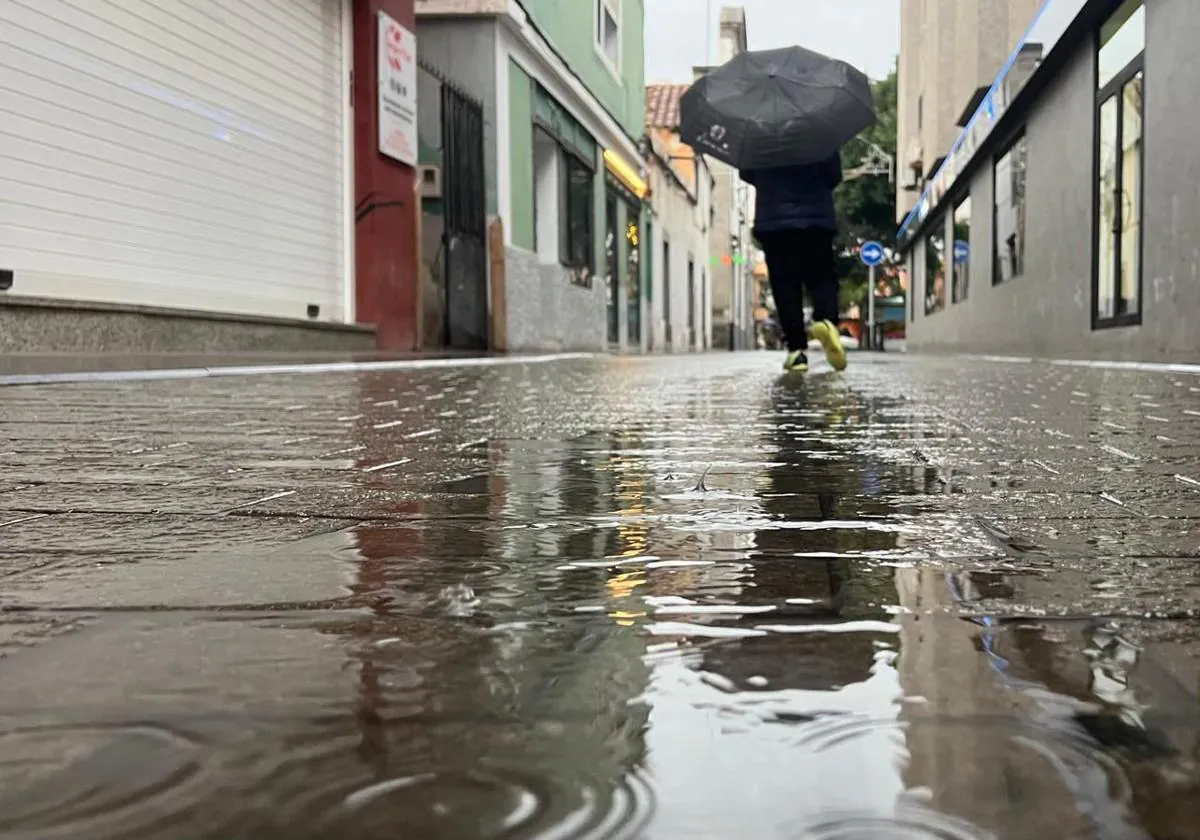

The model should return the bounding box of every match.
[2,351,1198,839]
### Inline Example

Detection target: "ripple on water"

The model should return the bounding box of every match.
[790,803,993,840]
[780,712,1137,827]
[242,732,654,840]
[0,723,209,840]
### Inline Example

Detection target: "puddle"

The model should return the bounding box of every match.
[1,357,1199,838]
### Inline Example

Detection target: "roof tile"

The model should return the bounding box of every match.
[645,83,689,129]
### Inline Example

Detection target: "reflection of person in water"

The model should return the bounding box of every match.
[697,376,900,692]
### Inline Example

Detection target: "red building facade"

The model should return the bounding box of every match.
[352,0,419,350]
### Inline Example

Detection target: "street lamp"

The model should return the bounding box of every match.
[843,136,894,184]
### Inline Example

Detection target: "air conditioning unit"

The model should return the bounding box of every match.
[419,164,442,199]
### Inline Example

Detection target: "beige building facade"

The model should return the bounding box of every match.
[694,6,756,351]
[896,0,1041,221]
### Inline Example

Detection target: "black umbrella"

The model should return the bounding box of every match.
[679,46,876,170]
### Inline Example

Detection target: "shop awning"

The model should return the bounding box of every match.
[603,149,649,200]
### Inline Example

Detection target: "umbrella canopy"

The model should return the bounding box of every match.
[679,46,876,170]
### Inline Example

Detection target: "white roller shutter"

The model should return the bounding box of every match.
[0,0,350,322]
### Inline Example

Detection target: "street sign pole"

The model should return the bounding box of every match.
[858,240,884,352]
[866,263,876,350]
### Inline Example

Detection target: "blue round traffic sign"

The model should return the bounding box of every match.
[953,239,970,264]
[860,241,884,267]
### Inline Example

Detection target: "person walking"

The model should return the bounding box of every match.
[741,155,847,374]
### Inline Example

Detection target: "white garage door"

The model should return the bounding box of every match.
[0,0,350,322]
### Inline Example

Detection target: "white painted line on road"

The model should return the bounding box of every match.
[0,353,599,387]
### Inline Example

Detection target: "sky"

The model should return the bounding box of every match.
[644,0,900,83]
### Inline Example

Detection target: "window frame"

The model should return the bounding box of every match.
[991,130,1028,286]
[530,124,557,259]
[1091,6,1145,331]
[924,213,947,316]
[951,195,971,304]
[604,187,620,340]
[594,0,622,78]
[560,147,595,286]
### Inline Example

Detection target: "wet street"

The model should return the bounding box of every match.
[3,351,1200,840]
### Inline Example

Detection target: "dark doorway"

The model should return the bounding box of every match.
[439,71,488,350]
[606,190,620,345]
[662,239,672,349]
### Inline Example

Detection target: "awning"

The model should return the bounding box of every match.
[603,149,649,200]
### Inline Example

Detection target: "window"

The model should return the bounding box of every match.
[925,220,946,315]
[605,190,619,342]
[663,239,672,346]
[1094,0,1144,327]
[624,202,641,346]
[532,127,559,262]
[532,125,595,287]
[993,133,1027,284]
[595,0,620,69]
[952,196,971,303]
[562,153,595,284]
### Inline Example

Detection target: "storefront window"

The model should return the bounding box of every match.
[925,220,946,315]
[562,153,594,286]
[605,190,619,343]
[1095,0,1144,327]
[993,133,1027,284]
[624,204,641,348]
[952,197,971,303]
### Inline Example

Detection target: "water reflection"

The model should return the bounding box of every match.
[322,421,655,839]
[639,374,918,836]
[900,563,1200,840]
[4,357,1200,839]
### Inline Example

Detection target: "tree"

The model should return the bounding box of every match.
[833,67,898,313]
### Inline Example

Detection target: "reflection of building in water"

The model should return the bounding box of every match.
[312,386,653,834]
[898,561,1200,838]
[894,567,1101,837]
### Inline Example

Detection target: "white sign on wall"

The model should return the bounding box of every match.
[377,12,417,166]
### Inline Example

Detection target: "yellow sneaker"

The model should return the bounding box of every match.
[810,320,848,371]
[783,350,808,373]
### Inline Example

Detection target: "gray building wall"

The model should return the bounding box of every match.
[505,248,607,352]
[908,0,1200,363]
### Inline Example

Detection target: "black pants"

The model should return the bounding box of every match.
[759,228,838,352]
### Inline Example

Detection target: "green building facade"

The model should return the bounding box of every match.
[416,0,647,352]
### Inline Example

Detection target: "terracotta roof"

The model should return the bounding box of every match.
[645,84,689,129]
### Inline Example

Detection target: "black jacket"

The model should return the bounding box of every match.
[741,155,843,234]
